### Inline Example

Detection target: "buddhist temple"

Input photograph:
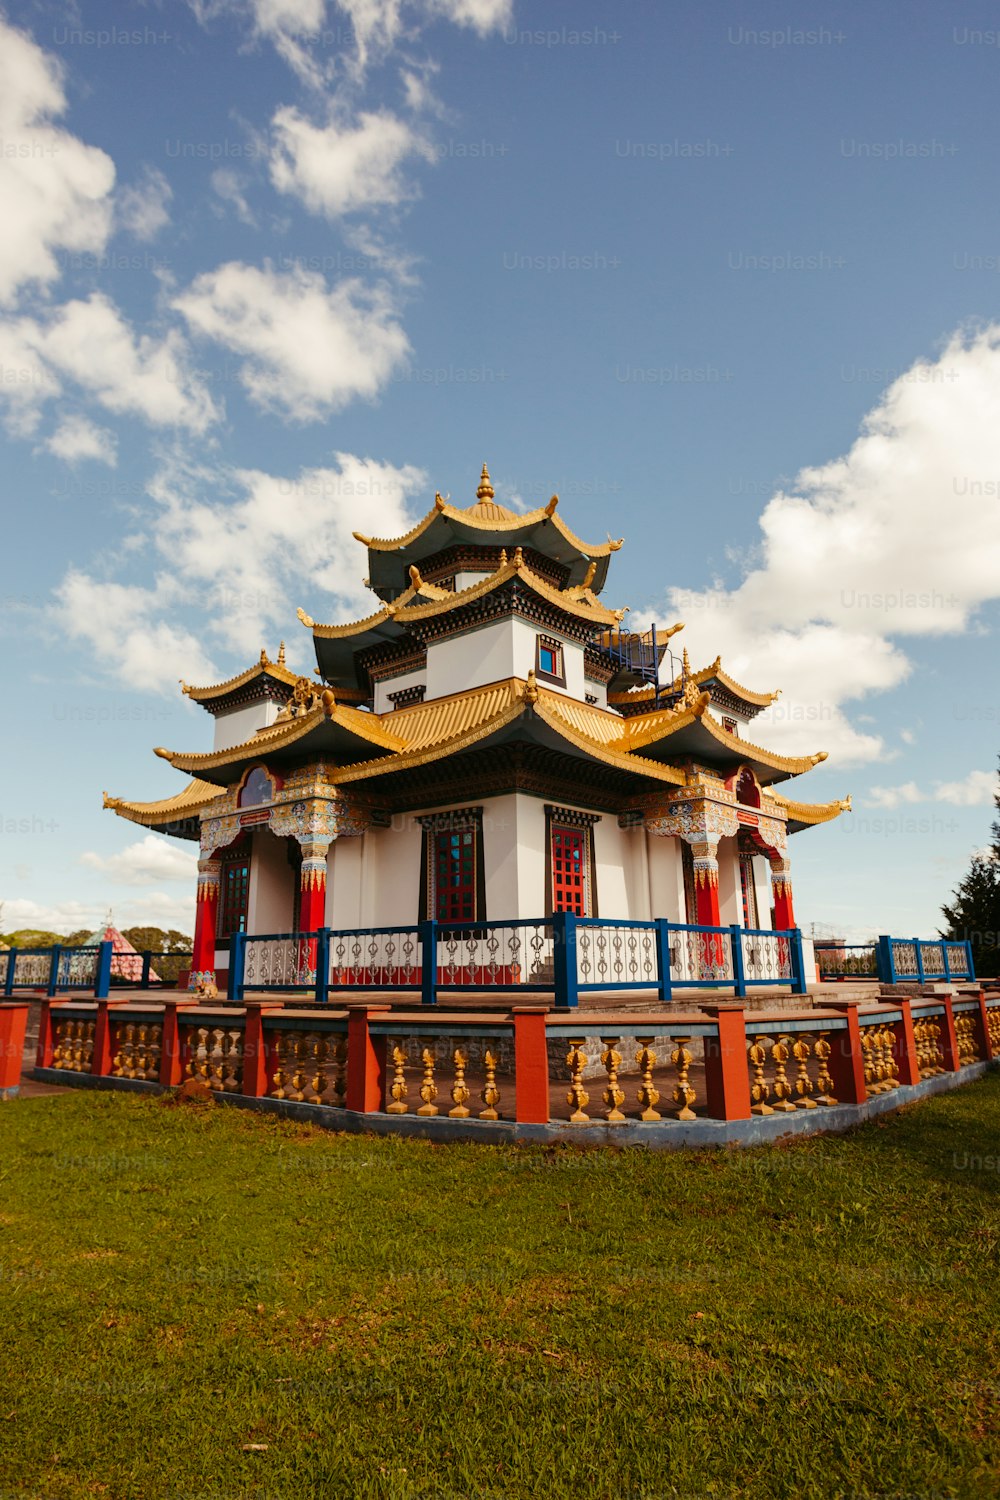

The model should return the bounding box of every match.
[105,465,849,990]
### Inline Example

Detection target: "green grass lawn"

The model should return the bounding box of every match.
[2,1080,1000,1500]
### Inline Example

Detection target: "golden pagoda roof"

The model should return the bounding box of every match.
[305,551,626,639]
[608,656,779,711]
[103,778,225,833]
[154,693,407,783]
[356,496,622,556]
[181,648,299,703]
[769,791,852,832]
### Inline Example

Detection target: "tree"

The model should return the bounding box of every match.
[940,760,1000,977]
[121,926,192,953]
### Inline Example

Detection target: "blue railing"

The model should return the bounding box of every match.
[229,914,808,1008]
[1,943,113,998]
[814,937,975,984]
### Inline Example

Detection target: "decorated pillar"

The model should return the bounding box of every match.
[297,837,332,933]
[191,855,221,988]
[691,840,722,928]
[770,857,795,930]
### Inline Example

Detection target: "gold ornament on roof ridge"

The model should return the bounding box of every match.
[476,462,494,501]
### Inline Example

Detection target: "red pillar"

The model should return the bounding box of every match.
[297,840,331,983]
[90,999,131,1078]
[0,1004,29,1089]
[345,1004,390,1112]
[938,995,961,1072]
[242,1002,283,1098]
[770,859,795,929]
[513,1008,550,1123]
[35,999,56,1068]
[191,857,221,988]
[159,999,199,1086]
[700,1004,752,1121]
[972,991,993,1062]
[826,1002,868,1103]
[892,998,922,1086]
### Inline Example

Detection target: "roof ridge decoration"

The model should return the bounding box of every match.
[180,653,300,701]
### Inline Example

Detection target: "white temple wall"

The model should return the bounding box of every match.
[510,795,547,917]
[592,818,633,919]
[482,794,520,918]
[717,836,741,924]
[248,828,294,933]
[327,835,362,929]
[583,676,609,708]
[356,819,423,927]
[751,853,773,929]
[424,618,586,700]
[213,699,280,752]
[373,668,426,714]
[646,833,685,922]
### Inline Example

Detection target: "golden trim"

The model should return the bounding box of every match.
[354,496,624,558]
[155,700,407,772]
[609,657,779,709]
[768,792,852,825]
[103,778,224,826]
[181,657,300,701]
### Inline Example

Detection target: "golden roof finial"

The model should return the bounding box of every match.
[512,545,524,569]
[409,563,425,590]
[499,547,508,566]
[476,463,494,501]
[277,641,286,666]
[682,647,691,678]
[259,648,269,667]
[435,491,447,511]
[297,607,315,628]
[545,494,558,517]
[524,669,539,704]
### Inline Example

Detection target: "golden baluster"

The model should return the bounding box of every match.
[859,1027,878,1093]
[289,1036,309,1101]
[881,1025,899,1088]
[914,1019,929,1077]
[636,1036,661,1122]
[480,1049,500,1121]
[387,1045,409,1114]
[670,1036,696,1121]
[148,1024,162,1081]
[332,1036,347,1106]
[68,1020,83,1073]
[791,1034,817,1108]
[309,1034,329,1105]
[81,1021,95,1074]
[122,1024,137,1079]
[449,1047,471,1118]
[812,1032,838,1106]
[111,1023,125,1078]
[929,1020,945,1073]
[565,1039,590,1124]
[968,1016,981,1062]
[417,1047,439,1116]
[136,1024,151,1080]
[748,1036,774,1115]
[52,1022,68,1070]
[600,1036,626,1123]
[872,1026,890,1091]
[770,1037,796,1112]
[271,1031,289,1099]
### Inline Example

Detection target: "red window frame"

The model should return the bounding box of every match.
[551,824,588,916]
[218,840,251,938]
[433,827,477,922]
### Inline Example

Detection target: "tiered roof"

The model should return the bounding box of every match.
[105,466,849,833]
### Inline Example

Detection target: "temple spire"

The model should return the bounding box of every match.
[476,463,494,501]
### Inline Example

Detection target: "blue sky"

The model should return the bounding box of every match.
[3,0,1000,942]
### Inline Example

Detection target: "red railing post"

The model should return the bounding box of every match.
[938,995,961,1072]
[0,1003,29,1090]
[242,1002,283,1098]
[90,1000,131,1078]
[972,991,993,1062]
[159,999,199,1086]
[699,1004,752,1121]
[826,1003,868,1103]
[513,1008,550,1123]
[345,1004,390,1113]
[35,999,56,1068]
[892,998,921,1086]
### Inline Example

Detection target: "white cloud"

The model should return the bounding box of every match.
[646,325,1000,766]
[54,571,220,692]
[270,107,432,217]
[0,893,196,935]
[44,413,117,466]
[0,17,116,305]
[55,451,425,683]
[0,315,62,435]
[117,166,173,242]
[27,294,219,433]
[81,836,198,885]
[865,770,995,809]
[174,262,409,419]
[335,0,511,70]
[211,168,256,225]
